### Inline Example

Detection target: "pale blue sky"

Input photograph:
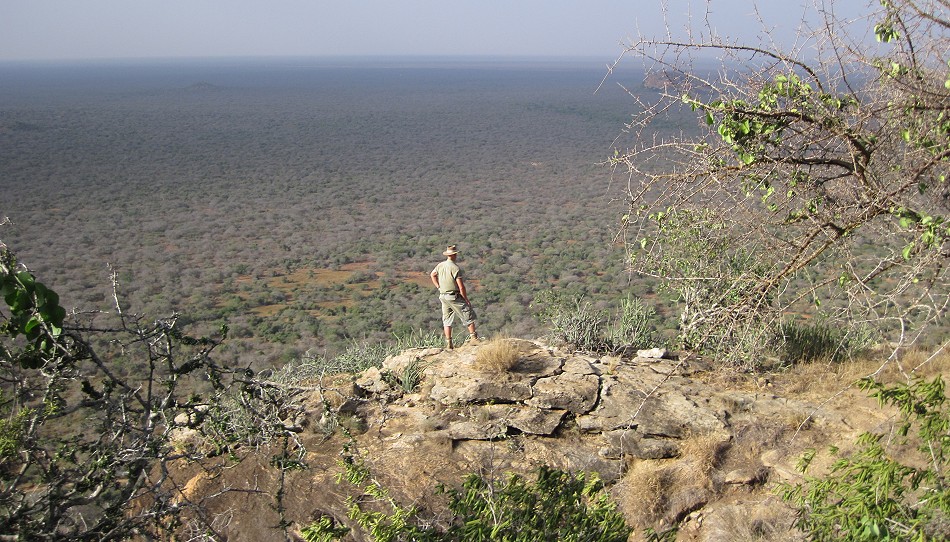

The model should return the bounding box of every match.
[1,0,875,61]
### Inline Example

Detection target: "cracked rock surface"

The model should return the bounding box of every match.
[171,338,892,541]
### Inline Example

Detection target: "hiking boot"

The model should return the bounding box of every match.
[467,334,482,345]
[446,339,454,350]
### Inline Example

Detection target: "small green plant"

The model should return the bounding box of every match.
[282,329,443,380]
[605,296,656,351]
[383,357,427,393]
[781,375,950,541]
[303,444,632,541]
[533,290,608,352]
[390,328,444,351]
[436,466,630,541]
[777,318,877,364]
[301,516,350,542]
[644,526,678,541]
[0,401,30,465]
[535,291,659,354]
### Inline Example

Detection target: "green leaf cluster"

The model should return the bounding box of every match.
[686,72,845,166]
[782,376,950,541]
[892,207,950,260]
[0,251,67,367]
[307,447,631,541]
[777,318,877,364]
[436,466,629,542]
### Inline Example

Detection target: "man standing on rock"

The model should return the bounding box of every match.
[430,244,480,349]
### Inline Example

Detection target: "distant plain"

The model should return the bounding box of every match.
[0,58,686,367]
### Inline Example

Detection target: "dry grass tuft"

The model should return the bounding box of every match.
[776,345,950,398]
[702,499,797,541]
[677,432,729,487]
[614,434,733,530]
[613,460,672,527]
[900,346,950,380]
[473,337,521,372]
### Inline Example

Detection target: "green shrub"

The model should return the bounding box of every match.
[781,376,950,540]
[605,296,656,350]
[0,244,294,539]
[303,446,632,541]
[777,318,877,364]
[534,291,658,353]
[437,466,630,541]
[390,328,444,351]
[277,328,443,381]
[382,357,427,393]
[535,290,607,351]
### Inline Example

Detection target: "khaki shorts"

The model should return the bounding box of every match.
[439,292,476,327]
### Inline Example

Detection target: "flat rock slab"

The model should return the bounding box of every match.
[485,404,567,436]
[446,420,507,440]
[634,388,727,438]
[430,378,534,405]
[526,372,600,414]
[440,405,567,439]
[426,350,563,405]
[601,430,680,460]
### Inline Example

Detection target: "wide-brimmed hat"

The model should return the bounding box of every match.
[442,245,459,256]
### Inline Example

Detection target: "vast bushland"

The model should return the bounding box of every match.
[0,58,688,368]
[4,0,950,536]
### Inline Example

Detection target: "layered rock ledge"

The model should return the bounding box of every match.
[172,338,886,541]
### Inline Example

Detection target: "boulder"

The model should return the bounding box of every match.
[526,371,599,414]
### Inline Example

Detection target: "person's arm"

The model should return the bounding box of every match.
[430,269,440,289]
[456,278,469,302]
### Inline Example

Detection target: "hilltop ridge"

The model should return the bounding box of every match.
[170,337,894,540]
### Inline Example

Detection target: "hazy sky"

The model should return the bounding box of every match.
[2,0,875,62]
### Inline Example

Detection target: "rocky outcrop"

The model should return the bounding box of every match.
[172,338,887,541]
[346,340,745,486]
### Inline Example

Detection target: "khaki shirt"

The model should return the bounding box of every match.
[432,260,461,293]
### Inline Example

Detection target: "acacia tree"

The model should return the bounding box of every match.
[0,236,303,540]
[611,0,950,366]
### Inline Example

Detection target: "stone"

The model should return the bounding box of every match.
[430,378,533,404]
[634,390,727,438]
[724,468,766,485]
[526,372,599,414]
[560,449,625,484]
[426,349,562,405]
[601,430,680,460]
[446,419,507,440]
[382,348,441,373]
[355,367,391,395]
[665,487,711,524]
[562,356,598,375]
[501,406,567,436]
[637,347,669,359]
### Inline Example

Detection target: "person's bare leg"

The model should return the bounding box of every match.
[467,323,479,342]
[444,326,453,349]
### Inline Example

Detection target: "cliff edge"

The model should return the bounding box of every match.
[170,338,892,541]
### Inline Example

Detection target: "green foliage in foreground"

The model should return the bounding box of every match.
[302,445,631,542]
[0,243,305,540]
[782,376,950,541]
